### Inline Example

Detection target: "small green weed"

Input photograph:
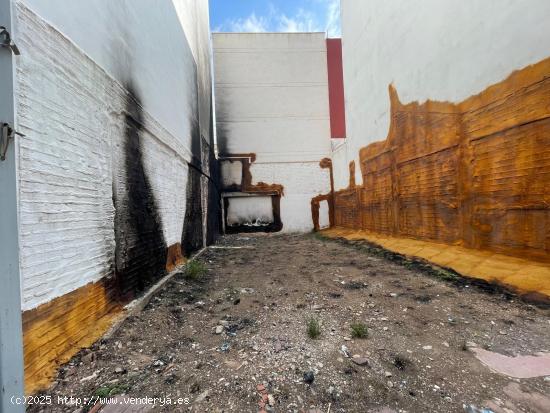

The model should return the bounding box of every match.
[350,322,369,339]
[306,317,321,339]
[184,260,207,280]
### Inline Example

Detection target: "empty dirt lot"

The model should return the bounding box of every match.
[31,233,550,413]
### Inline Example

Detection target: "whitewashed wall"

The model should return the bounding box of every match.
[337,0,550,189]
[14,0,211,310]
[213,33,332,232]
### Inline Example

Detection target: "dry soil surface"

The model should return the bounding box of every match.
[30,233,550,413]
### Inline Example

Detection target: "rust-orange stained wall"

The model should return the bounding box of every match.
[326,39,346,139]
[332,57,550,265]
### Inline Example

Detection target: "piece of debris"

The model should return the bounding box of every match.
[195,390,210,403]
[340,345,350,358]
[303,371,315,384]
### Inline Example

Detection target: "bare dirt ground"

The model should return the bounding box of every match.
[30,233,550,413]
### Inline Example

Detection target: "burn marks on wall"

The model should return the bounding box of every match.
[333,57,550,263]
[114,83,167,298]
[220,153,284,233]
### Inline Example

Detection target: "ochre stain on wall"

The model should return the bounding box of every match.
[166,242,186,272]
[336,57,550,261]
[329,56,550,298]
[22,280,123,394]
[311,158,335,231]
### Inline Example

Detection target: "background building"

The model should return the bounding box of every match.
[213,32,335,233]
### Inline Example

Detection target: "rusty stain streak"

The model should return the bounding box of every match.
[165,242,186,272]
[311,158,335,231]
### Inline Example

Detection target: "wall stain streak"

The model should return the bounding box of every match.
[329,57,550,297]
[114,83,167,298]
[311,157,335,231]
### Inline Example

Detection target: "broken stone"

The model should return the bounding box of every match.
[79,371,98,383]
[267,394,275,406]
[389,293,397,297]
[351,356,369,366]
[195,390,209,403]
[384,371,392,377]
[81,352,95,364]
[114,367,126,374]
[215,325,224,334]
[422,345,433,350]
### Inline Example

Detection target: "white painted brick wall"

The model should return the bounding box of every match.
[15,3,201,310]
[250,162,331,232]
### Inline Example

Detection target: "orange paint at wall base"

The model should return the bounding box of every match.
[321,227,550,302]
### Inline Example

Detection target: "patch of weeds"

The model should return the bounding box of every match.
[309,232,328,243]
[94,382,130,398]
[306,317,321,339]
[184,260,207,280]
[344,281,367,290]
[350,322,368,339]
[432,267,459,281]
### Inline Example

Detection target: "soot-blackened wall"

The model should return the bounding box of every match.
[15,1,218,394]
[114,85,167,297]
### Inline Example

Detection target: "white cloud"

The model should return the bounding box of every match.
[227,13,269,32]
[278,9,321,32]
[325,0,341,37]
[215,1,341,36]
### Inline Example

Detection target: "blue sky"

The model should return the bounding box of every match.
[209,0,341,37]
